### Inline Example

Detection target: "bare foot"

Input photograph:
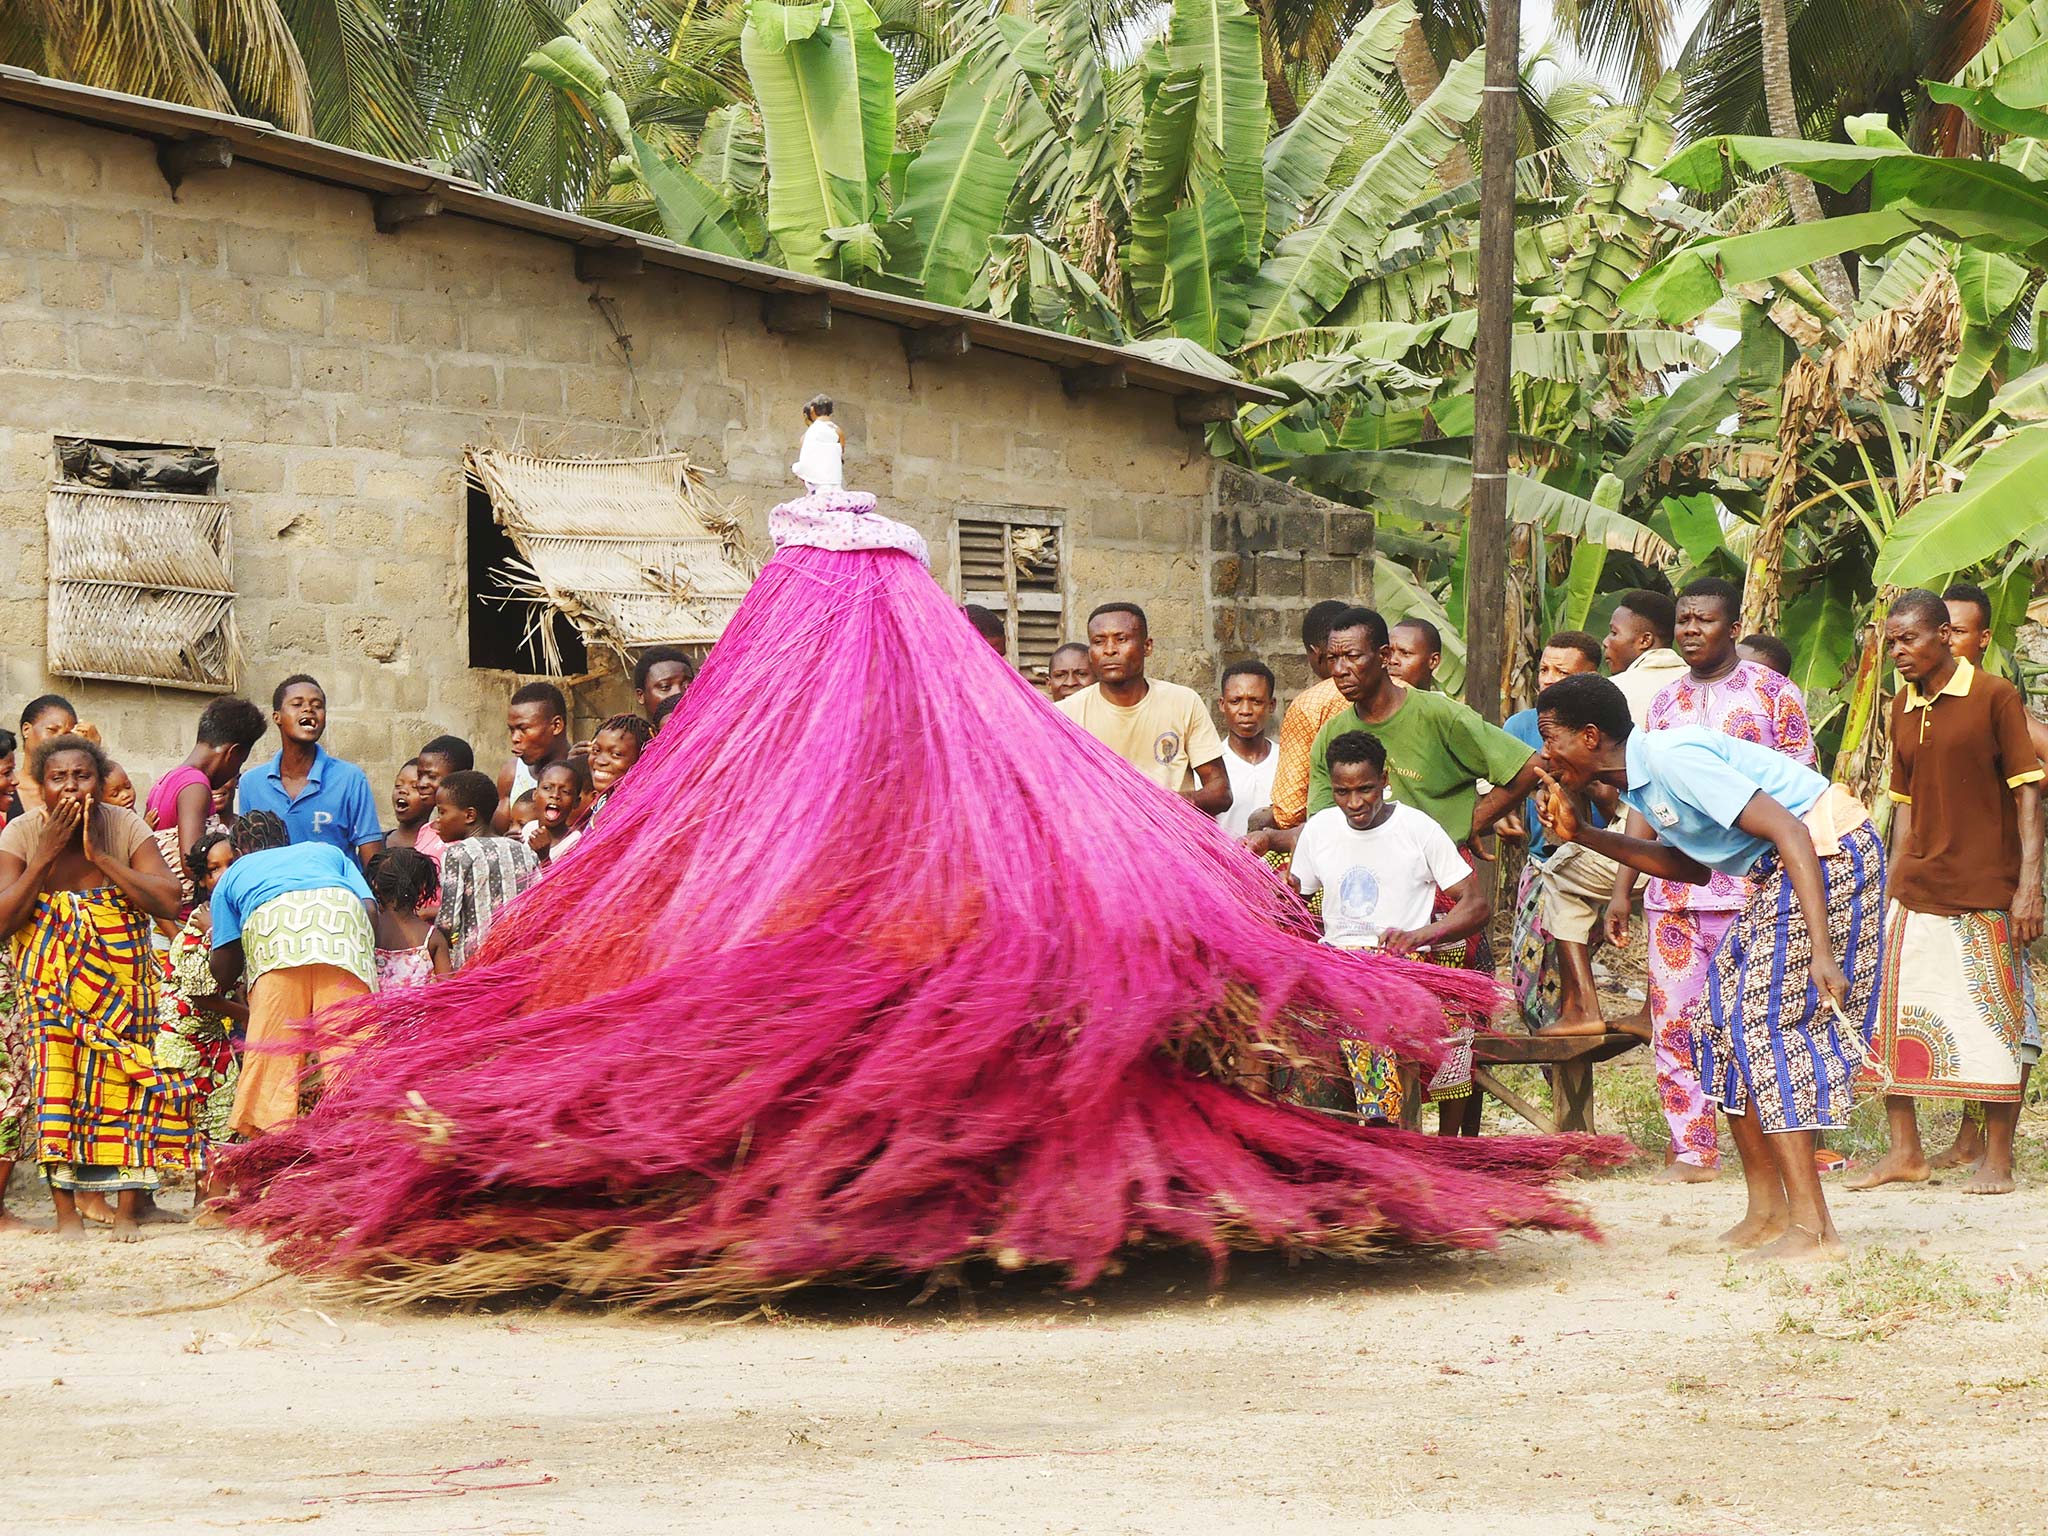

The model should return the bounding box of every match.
[1963,1164,2017,1196]
[73,1192,115,1226]
[1928,1131,1984,1170]
[191,1206,226,1229]
[1716,1211,1788,1250]
[110,1214,142,1244]
[1614,1015,1654,1043]
[1845,1154,1931,1191]
[1653,1161,1719,1186]
[51,1216,89,1241]
[1535,1017,1611,1038]
[1744,1226,1847,1265]
[0,1210,45,1236]
[133,1198,188,1226]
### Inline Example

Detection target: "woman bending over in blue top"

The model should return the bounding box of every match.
[1530,673,1885,1265]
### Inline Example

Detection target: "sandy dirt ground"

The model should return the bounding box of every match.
[7,1147,2048,1536]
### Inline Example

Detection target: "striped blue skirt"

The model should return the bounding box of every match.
[1694,822,1885,1133]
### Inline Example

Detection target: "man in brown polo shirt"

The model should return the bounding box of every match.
[1852,590,2045,1197]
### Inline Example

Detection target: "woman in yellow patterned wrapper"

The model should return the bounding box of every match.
[0,734,189,1241]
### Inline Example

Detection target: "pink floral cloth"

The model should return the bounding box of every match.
[1642,661,1815,915]
[1640,659,1814,1169]
[1648,907,1734,1168]
[769,490,929,567]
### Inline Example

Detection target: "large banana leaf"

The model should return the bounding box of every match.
[1874,425,2048,588]
[632,136,751,258]
[1613,349,1741,487]
[1165,0,1267,255]
[693,104,767,250]
[1781,575,1861,716]
[1957,247,2029,326]
[741,0,879,278]
[1623,209,1919,324]
[1658,136,2048,258]
[1166,165,1251,350]
[1958,0,2048,88]
[694,105,766,205]
[890,40,1032,307]
[850,0,895,201]
[1260,0,1410,246]
[527,38,749,259]
[1241,50,1487,347]
[1554,72,1680,324]
[1277,449,1675,564]
[1128,68,1205,324]
[1858,233,1953,316]
[974,233,1128,342]
[1511,329,1720,382]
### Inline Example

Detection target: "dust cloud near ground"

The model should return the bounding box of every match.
[7,1121,2048,1536]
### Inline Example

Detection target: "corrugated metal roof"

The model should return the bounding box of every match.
[0,65,1280,407]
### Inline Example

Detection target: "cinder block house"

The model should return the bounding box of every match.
[0,67,1370,795]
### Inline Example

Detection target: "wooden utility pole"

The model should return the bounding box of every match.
[1463,0,1518,725]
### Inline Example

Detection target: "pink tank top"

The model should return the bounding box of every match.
[146,765,212,832]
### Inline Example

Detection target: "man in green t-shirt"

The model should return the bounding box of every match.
[1308,609,1535,844]
[1248,607,1535,856]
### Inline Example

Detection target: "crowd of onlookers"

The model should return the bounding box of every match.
[1026,579,2045,1201]
[8,568,2041,1240]
[0,646,696,1236]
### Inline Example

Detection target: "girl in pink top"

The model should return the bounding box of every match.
[146,697,269,908]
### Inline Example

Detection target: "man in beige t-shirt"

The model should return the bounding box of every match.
[1057,602,1231,814]
[1605,588,1687,722]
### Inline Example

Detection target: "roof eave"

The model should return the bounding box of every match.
[0,66,1281,408]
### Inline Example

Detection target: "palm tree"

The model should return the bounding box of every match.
[2,0,315,134]
[1678,0,2008,151]
[1756,0,1857,314]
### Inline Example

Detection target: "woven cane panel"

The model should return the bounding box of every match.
[45,485,237,691]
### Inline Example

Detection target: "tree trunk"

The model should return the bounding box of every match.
[1758,0,1857,317]
[1378,1,1473,189]
[1464,0,1516,726]
[1255,3,1300,127]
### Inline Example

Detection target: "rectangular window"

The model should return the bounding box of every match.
[956,513,1065,681]
[44,436,238,691]
[466,481,588,675]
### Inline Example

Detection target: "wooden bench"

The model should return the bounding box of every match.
[1468,1032,1645,1134]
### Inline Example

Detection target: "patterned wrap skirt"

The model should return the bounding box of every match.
[1694,823,1885,1133]
[1869,905,2026,1103]
[12,887,193,1184]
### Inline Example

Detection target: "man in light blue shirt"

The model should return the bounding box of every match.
[1617,726,1828,878]
[1531,672,1885,1269]
[236,674,383,865]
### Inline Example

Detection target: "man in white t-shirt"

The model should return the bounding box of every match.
[1215,660,1278,838]
[1056,602,1231,815]
[1290,730,1489,956]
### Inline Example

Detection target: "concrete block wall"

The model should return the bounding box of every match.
[0,102,1229,805]
[1208,465,1375,699]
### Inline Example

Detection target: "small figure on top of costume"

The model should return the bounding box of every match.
[793,394,845,494]
[772,393,929,566]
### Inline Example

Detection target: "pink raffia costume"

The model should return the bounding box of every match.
[219,488,1620,1305]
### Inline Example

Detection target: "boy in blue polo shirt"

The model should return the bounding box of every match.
[236,674,384,866]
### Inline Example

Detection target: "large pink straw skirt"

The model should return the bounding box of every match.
[220,509,1621,1304]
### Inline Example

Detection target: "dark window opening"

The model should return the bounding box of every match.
[467,482,586,674]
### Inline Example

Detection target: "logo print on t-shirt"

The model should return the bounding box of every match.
[1338,866,1381,919]
[1153,730,1183,765]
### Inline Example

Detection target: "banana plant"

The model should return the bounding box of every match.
[736,0,895,279]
